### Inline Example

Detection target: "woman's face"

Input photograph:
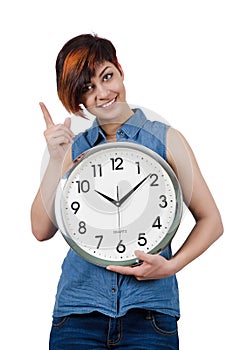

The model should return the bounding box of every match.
[80,61,130,122]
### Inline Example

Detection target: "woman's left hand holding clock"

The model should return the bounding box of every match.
[107,250,175,280]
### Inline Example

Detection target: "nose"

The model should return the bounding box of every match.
[96,83,109,100]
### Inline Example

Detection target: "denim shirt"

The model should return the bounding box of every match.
[53,109,180,318]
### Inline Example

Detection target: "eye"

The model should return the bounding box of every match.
[81,84,93,94]
[103,73,113,82]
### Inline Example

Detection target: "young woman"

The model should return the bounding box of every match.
[31,34,223,349]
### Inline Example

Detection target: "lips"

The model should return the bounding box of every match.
[98,97,116,108]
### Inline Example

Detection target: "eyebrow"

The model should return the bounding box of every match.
[83,65,111,85]
[99,66,111,78]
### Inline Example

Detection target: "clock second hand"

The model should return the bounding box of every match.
[116,185,121,229]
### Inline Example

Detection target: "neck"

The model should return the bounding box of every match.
[102,123,121,142]
[99,105,134,142]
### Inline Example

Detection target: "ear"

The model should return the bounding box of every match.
[77,103,97,120]
[117,63,124,79]
[76,104,90,120]
[78,112,90,120]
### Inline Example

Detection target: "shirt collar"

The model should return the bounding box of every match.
[86,108,147,146]
[120,108,147,138]
[86,119,106,146]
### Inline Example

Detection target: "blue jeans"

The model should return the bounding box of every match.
[49,309,179,349]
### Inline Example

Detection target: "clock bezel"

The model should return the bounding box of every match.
[55,141,183,266]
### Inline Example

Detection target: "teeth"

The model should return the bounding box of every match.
[102,98,115,108]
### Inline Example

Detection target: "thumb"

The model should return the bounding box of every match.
[64,117,72,129]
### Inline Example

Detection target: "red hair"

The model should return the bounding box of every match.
[56,34,120,114]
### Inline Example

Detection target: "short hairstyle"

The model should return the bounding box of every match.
[56,34,120,114]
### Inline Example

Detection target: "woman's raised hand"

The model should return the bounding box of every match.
[40,102,74,161]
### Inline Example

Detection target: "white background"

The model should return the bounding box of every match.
[1,0,232,349]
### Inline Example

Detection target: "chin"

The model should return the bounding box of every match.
[93,102,130,122]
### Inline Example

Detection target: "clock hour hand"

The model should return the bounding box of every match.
[118,173,151,207]
[95,190,118,207]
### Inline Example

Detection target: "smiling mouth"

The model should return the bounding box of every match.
[98,97,116,109]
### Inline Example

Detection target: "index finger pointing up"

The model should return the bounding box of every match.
[39,102,55,128]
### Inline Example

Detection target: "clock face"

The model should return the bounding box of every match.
[55,141,183,266]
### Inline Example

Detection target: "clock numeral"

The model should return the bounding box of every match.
[135,161,140,174]
[152,216,162,229]
[116,240,126,253]
[110,157,124,170]
[76,180,90,193]
[138,233,147,246]
[95,235,103,249]
[91,164,103,177]
[78,221,86,234]
[71,201,80,214]
[150,174,159,186]
[159,195,168,208]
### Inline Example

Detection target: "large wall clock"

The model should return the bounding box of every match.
[55,141,183,266]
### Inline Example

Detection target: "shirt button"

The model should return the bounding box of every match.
[111,287,116,293]
[118,130,124,136]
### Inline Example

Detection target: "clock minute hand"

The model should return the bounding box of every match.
[95,190,118,207]
[118,173,151,207]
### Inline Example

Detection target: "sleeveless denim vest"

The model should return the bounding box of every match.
[53,109,180,318]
